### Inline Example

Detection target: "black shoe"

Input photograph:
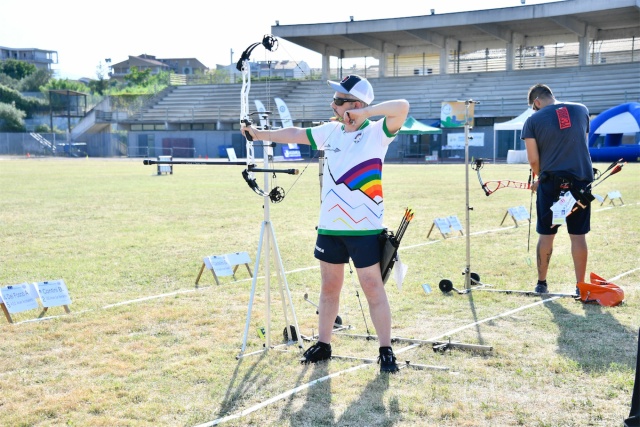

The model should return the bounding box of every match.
[534,283,548,294]
[378,347,399,373]
[300,342,331,364]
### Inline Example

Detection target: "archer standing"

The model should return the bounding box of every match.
[241,75,409,373]
[522,83,594,294]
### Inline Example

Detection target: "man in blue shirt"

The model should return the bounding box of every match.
[522,83,593,295]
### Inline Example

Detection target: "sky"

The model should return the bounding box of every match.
[1,0,562,80]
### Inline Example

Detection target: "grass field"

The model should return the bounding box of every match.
[0,155,638,427]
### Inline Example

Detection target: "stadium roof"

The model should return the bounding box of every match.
[271,0,640,60]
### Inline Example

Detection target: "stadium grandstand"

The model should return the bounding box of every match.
[6,0,639,161]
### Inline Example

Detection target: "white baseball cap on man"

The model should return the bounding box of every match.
[327,75,374,104]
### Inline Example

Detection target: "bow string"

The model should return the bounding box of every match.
[237,34,298,203]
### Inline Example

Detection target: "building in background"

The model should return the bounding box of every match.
[0,46,58,71]
[108,54,208,80]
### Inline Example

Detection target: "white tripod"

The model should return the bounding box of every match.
[237,140,302,358]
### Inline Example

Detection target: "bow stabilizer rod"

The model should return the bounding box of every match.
[142,158,299,176]
[144,159,246,166]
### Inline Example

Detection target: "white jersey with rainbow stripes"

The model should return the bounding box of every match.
[307,118,397,236]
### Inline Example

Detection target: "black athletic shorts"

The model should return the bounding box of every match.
[314,234,381,268]
[536,179,591,235]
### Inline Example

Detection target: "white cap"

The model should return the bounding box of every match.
[327,75,374,104]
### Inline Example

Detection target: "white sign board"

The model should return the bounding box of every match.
[225,252,251,266]
[445,132,485,149]
[508,206,530,221]
[447,215,463,232]
[226,147,238,162]
[608,190,622,200]
[434,217,451,234]
[203,256,234,277]
[158,156,172,174]
[36,279,72,307]
[0,283,39,313]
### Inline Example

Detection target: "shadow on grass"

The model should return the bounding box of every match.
[287,361,399,427]
[438,276,491,347]
[285,360,335,426]
[464,290,491,347]
[544,299,638,372]
[216,351,270,417]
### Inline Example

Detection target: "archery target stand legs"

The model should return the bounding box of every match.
[237,151,302,359]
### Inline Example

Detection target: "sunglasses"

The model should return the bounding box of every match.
[531,96,540,111]
[333,97,358,106]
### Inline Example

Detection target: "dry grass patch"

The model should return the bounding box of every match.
[0,157,637,426]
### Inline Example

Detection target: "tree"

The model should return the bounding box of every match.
[0,84,47,117]
[124,66,152,86]
[0,102,26,131]
[0,73,20,90]
[19,69,53,92]
[0,59,37,80]
[41,78,89,96]
[89,61,109,95]
[206,68,232,84]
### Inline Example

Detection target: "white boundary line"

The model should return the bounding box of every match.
[609,267,640,281]
[8,247,639,326]
[191,363,370,427]
[10,202,638,325]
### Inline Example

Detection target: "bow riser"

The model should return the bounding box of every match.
[473,159,531,196]
[238,35,299,203]
[481,179,531,196]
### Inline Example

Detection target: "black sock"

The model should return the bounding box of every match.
[317,341,331,350]
[537,280,547,286]
[379,346,393,354]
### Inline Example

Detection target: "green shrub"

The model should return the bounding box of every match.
[0,59,36,80]
[34,123,65,134]
[0,102,26,131]
[19,69,53,92]
[0,73,20,90]
[0,84,47,117]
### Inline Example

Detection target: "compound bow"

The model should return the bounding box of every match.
[237,34,298,203]
[142,35,297,202]
[472,158,533,196]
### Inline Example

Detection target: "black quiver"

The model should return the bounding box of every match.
[379,229,400,285]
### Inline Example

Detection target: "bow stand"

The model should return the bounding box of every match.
[236,35,303,358]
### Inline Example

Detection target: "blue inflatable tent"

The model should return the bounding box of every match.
[589,102,640,162]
